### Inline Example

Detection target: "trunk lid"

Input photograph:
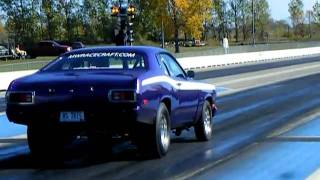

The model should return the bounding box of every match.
[13,71,139,106]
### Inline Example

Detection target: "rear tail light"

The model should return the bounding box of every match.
[6,91,35,105]
[108,90,136,102]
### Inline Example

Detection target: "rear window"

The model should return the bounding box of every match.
[41,52,146,72]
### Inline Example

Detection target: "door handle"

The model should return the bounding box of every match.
[176,83,182,86]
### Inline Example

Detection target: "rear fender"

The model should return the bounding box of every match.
[195,94,215,123]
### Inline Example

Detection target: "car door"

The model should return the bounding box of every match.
[160,53,199,125]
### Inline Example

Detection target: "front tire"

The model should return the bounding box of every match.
[136,103,171,158]
[195,101,213,141]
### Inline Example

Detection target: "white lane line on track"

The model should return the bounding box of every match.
[307,168,320,180]
[215,62,320,86]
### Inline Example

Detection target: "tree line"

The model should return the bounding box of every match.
[0,0,114,46]
[0,0,320,52]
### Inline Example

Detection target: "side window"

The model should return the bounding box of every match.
[129,56,145,69]
[161,54,186,79]
[157,54,170,76]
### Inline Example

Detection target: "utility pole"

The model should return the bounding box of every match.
[161,18,165,49]
[252,0,255,46]
[168,0,179,53]
[307,10,312,39]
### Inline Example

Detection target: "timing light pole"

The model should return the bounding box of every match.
[111,0,136,46]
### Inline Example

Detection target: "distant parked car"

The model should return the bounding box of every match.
[71,42,85,49]
[183,41,194,47]
[195,40,206,47]
[55,41,85,50]
[27,40,72,58]
[0,45,10,56]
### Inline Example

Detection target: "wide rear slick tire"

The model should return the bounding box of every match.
[87,130,112,161]
[27,126,64,166]
[195,101,213,141]
[136,103,171,158]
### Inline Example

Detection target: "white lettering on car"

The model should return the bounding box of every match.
[67,52,136,59]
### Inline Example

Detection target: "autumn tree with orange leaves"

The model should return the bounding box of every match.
[139,0,212,53]
[176,0,212,40]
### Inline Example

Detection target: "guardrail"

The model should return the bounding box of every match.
[178,47,320,70]
[0,46,320,90]
[174,41,320,58]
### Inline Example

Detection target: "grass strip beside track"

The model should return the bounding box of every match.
[0,56,54,65]
[0,57,54,72]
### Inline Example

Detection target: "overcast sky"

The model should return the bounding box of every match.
[268,0,317,20]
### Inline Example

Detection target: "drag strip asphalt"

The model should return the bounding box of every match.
[0,56,319,180]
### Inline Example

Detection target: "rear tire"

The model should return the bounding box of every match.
[135,103,171,158]
[27,125,64,166]
[195,101,213,141]
[87,130,112,161]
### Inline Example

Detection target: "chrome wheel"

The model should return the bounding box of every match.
[195,101,213,141]
[135,103,170,158]
[203,108,212,136]
[160,114,170,152]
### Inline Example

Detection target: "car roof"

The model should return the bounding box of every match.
[40,40,54,43]
[67,46,164,54]
[62,46,169,70]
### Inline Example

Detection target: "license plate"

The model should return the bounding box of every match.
[59,111,85,122]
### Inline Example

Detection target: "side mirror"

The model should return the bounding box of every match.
[187,70,195,78]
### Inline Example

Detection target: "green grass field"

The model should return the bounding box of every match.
[0,57,55,72]
[0,56,55,65]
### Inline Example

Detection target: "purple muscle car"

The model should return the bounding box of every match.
[6,46,217,160]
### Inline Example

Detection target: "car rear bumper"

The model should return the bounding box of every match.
[6,103,155,134]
